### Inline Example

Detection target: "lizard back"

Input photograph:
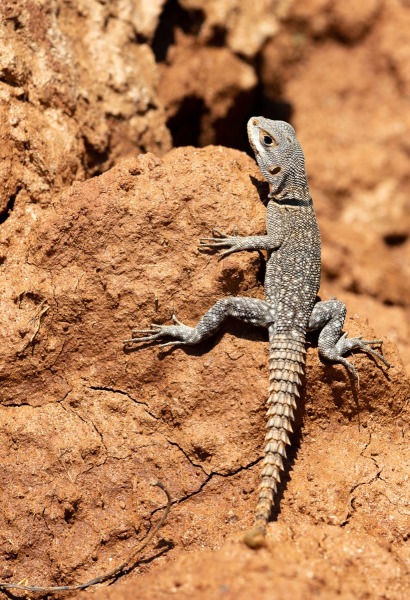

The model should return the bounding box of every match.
[265,201,321,333]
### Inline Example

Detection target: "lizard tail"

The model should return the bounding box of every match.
[244,327,306,549]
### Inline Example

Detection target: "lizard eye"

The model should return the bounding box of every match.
[259,130,278,148]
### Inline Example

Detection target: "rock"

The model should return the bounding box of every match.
[179,0,288,58]
[0,0,171,214]
[158,32,257,148]
[0,146,408,599]
[1,1,410,596]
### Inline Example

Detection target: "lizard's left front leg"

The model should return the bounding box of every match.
[308,299,390,379]
[125,297,275,349]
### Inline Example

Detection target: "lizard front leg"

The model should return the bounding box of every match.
[199,229,280,258]
[125,297,275,349]
[308,299,391,379]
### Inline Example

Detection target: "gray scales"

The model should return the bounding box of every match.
[126,117,390,549]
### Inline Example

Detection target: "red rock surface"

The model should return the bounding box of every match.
[0,1,409,598]
[0,148,409,599]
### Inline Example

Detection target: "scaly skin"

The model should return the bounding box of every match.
[126,116,390,549]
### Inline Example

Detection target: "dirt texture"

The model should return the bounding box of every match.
[0,0,171,214]
[0,148,409,600]
[0,0,410,598]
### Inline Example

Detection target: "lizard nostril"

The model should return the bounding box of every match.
[269,166,282,175]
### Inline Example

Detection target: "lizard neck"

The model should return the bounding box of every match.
[268,174,311,204]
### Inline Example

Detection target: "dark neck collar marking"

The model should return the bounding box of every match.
[270,196,313,207]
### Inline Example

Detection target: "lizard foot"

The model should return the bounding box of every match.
[199,228,241,259]
[331,335,391,380]
[124,314,196,348]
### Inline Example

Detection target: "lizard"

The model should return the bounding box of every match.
[125,116,390,549]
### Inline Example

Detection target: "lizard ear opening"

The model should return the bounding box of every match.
[269,166,282,175]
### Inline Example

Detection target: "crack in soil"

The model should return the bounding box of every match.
[151,454,263,516]
[89,385,159,421]
[166,438,208,475]
[340,431,383,527]
[2,384,72,408]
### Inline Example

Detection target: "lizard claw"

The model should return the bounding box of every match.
[356,339,391,369]
[199,228,241,256]
[337,355,360,381]
[199,233,231,248]
[171,313,184,326]
[331,335,391,380]
[216,247,239,260]
[124,324,164,345]
[124,317,196,348]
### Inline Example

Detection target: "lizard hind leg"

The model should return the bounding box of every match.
[308,299,391,379]
[124,297,275,349]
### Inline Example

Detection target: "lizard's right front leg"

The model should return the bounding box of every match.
[124,297,275,349]
[199,229,280,258]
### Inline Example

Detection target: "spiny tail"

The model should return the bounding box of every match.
[244,327,306,549]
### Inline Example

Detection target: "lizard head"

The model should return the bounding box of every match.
[247,116,310,202]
